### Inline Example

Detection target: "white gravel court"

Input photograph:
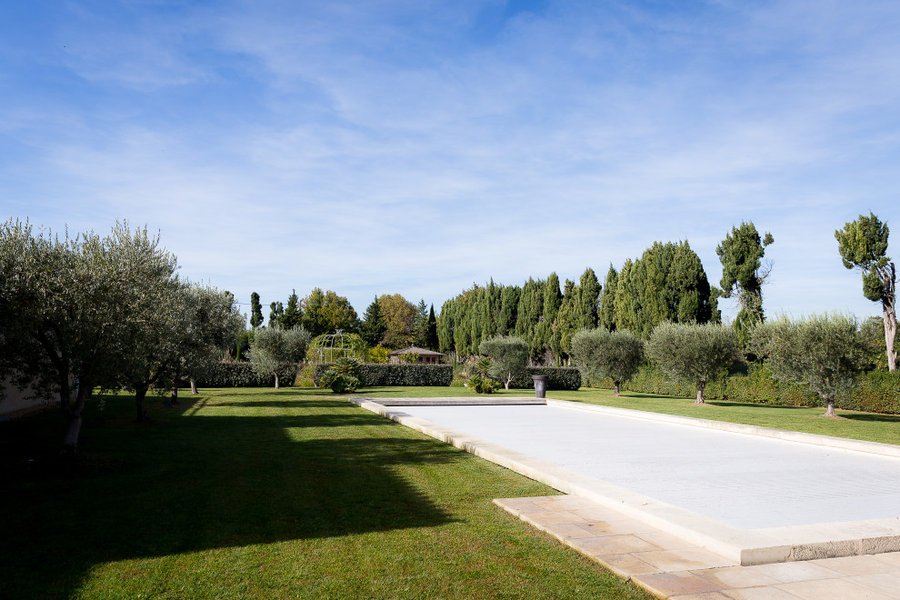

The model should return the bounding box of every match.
[392,402,900,530]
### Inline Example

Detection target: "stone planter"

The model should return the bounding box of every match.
[532,374,548,399]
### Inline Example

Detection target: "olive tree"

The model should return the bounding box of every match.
[835,213,896,371]
[249,326,310,388]
[0,220,179,452]
[570,328,643,396]
[646,322,738,404]
[478,336,528,390]
[750,314,866,417]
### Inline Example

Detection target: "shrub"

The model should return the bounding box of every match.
[329,373,361,393]
[314,363,453,387]
[467,374,497,394]
[368,346,390,364]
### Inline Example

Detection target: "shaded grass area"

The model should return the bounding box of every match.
[550,388,900,446]
[0,387,651,600]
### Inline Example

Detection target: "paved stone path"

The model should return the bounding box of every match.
[496,494,900,599]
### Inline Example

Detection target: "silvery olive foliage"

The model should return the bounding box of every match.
[646,322,738,404]
[750,314,867,417]
[0,219,242,450]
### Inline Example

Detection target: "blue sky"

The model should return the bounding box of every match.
[2,0,899,323]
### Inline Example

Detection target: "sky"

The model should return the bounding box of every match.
[2,0,899,324]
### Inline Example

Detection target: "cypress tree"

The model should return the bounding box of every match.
[578,267,601,329]
[425,304,439,350]
[599,265,617,331]
[250,292,264,329]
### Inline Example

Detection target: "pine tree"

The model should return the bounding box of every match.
[836,213,896,370]
[413,299,429,348]
[717,222,773,347]
[282,289,302,329]
[360,296,387,347]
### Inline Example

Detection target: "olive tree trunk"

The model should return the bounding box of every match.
[274,372,280,389]
[824,396,836,417]
[135,383,148,422]
[190,378,199,395]
[613,380,621,396]
[61,382,90,453]
[695,380,706,404]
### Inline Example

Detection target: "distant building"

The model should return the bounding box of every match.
[389,346,443,365]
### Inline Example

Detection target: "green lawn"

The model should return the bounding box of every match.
[548,388,900,446]
[0,388,651,600]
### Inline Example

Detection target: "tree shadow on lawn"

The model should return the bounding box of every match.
[841,411,900,424]
[0,397,460,599]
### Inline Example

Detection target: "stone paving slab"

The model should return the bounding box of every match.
[495,495,900,600]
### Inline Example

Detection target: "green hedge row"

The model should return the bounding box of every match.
[314,363,453,387]
[193,362,299,388]
[598,363,899,414]
[507,367,582,391]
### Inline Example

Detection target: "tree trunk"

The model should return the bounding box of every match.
[170,385,179,405]
[695,380,706,404]
[614,380,621,396]
[504,373,511,390]
[824,396,836,417]
[190,378,199,395]
[884,262,897,371]
[135,384,148,422]
[274,372,280,389]
[61,382,88,453]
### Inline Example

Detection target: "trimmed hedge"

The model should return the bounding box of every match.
[314,363,453,387]
[193,362,299,388]
[514,367,582,391]
[596,363,899,414]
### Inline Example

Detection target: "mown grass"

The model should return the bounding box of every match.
[549,388,900,446]
[0,387,651,600]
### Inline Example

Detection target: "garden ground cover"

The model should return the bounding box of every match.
[0,387,651,600]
